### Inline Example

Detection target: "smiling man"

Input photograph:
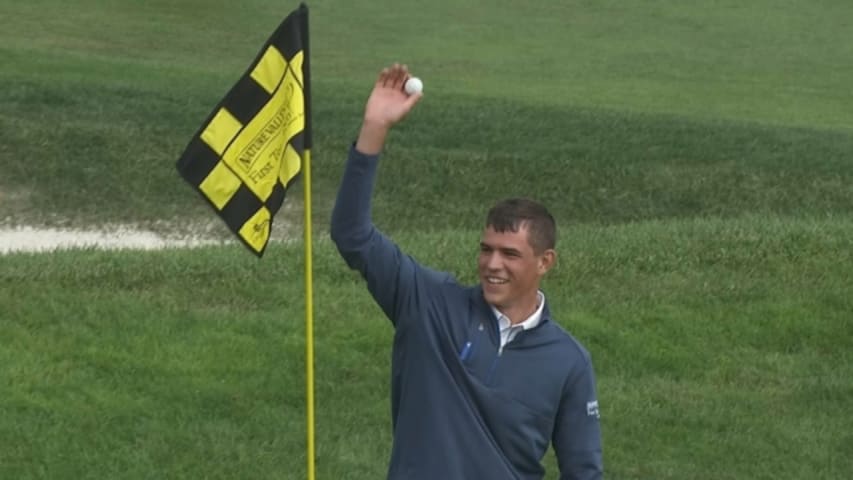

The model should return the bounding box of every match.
[331,64,603,480]
[480,199,556,326]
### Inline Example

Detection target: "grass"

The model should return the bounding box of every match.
[1,0,852,478]
[2,218,851,479]
[2,0,853,228]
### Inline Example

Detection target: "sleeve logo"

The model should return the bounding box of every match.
[586,400,600,419]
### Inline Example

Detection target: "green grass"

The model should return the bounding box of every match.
[2,0,853,227]
[2,219,851,479]
[6,0,853,130]
[1,0,852,478]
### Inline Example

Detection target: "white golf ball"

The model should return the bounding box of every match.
[404,76,423,95]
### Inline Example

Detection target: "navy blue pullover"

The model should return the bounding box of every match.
[331,146,603,480]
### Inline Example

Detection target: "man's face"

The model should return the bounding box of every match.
[478,225,554,312]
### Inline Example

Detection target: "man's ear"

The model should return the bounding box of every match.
[538,249,556,275]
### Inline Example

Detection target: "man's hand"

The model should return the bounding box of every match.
[356,64,423,155]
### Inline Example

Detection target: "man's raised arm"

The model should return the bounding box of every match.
[329,64,424,322]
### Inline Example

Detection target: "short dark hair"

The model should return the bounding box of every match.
[485,198,556,253]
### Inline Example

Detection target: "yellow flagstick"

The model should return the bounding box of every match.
[175,3,314,471]
[302,148,316,480]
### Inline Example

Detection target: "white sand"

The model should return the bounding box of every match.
[0,226,228,255]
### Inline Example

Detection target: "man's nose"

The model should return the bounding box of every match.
[485,252,502,270]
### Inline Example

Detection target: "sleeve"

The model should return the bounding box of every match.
[330,144,451,327]
[552,355,604,480]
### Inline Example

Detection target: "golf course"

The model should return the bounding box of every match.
[1,0,851,478]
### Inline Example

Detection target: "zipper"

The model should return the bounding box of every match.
[486,353,501,384]
[488,327,530,384]
[487,318,504,384]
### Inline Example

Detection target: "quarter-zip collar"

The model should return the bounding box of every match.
[492,291,545,351]
[470,286,552,349]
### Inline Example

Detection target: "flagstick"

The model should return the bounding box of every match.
[302,148,316,480]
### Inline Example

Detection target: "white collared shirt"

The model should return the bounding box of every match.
[491,291,545,352]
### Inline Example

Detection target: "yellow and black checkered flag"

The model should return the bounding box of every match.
[177,4,311,257]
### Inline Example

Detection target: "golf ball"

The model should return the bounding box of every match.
[404,77,423,95]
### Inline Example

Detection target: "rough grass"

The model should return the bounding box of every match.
[1,0,852,478]
[2,218,851,479]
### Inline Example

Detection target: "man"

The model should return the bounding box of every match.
[330,64,603,480]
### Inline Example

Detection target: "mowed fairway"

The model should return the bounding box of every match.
[1,1,852,479]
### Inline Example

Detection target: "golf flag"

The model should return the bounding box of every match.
[176,4,311,256]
